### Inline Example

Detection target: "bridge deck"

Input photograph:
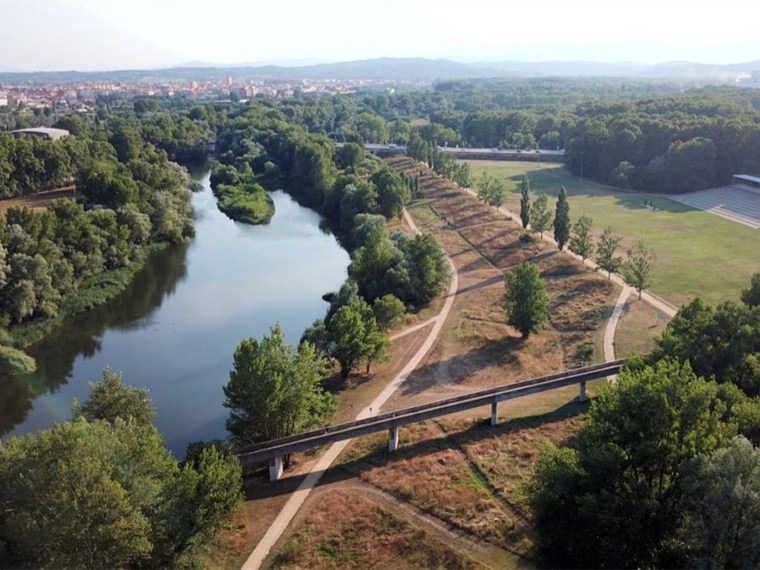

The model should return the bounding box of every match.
[237,360,624,468]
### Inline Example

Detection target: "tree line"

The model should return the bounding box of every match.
[0,135,194,329]
[564,87,760,192]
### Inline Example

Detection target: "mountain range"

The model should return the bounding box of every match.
[1,57,758,84]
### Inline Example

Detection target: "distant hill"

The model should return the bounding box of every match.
[1,57,759,84]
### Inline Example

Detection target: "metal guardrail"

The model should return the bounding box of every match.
[237,360,624,467]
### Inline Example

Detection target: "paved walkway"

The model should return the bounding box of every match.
[602,286,633,382]
[241,209,459,570]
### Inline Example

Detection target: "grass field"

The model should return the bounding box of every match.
[465,161,760,306]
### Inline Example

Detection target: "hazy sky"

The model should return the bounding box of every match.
[2,0,758,71]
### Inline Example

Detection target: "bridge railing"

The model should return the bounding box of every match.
[237,360,624,480]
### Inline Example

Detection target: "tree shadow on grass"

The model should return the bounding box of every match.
[506,168,695,214]
[398,337,525,399]
[456,273,504,296]
[321,370,375,397]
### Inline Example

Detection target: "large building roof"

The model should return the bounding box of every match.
[734,174,760,185]
[10,127,70,140]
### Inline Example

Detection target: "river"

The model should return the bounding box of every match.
[3,173,350,455]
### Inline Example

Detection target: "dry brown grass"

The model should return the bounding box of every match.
[387,157,614,400]
[442,413,585,518]
[340,422,523,550]
[271,488,477,569]
[335,407,589,563]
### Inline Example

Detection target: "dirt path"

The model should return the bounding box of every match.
[241,210,460,570]
[0,186,77,213]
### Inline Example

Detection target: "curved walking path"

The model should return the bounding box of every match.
[603,286,633,382]
[241,209,459,570]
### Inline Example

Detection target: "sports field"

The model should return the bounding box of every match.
[465,161,760,306]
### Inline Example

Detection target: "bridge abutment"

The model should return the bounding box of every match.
[491,401,499,425]
[579,381,587,402]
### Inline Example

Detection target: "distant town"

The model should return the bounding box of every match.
[0,76,406,114]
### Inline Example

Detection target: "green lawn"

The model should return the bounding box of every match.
[465,161,760,307]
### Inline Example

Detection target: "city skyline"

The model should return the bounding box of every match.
[1,0,759,72]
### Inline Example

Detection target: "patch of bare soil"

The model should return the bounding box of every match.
[0,187,77,213]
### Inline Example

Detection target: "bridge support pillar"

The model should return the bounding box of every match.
[268,456,283,482]
[491,401,499,426]
[388,426,399,452]
[579,381,587,403]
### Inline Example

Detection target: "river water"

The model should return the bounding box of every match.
[3,173,350,455]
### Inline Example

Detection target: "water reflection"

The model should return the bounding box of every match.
[1,244,189,436]
[5,175,350,455]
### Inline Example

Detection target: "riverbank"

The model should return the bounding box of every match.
[8,242,168,350]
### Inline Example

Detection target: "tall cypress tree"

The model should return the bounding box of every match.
[553,186,570,251]
[520,175,531,229]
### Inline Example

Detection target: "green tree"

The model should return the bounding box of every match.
[372,293,406,331]
[519,175,531,229]
[109,123,143,163]
[168,442,243,562]
[0,345,37,376]
[552,186,570,251]
[388,234,450,307]
[741,272,760,308]
[651,298,760,397]
[328,300,387,379]
[528,359,742,569]
[675,436,760,569]
[372,168,410,220]
[622,239,655,299]
[75,367,154,427]
[476,171,505,209]
[595,226,622,280]
[223,324,335,444]
[77,160,138,209]
[336,141,365,169]
[363,329,391,374]
[0,422,153,569]
[569,214,593,262]
[452,161,472,188]
[349,223,401,302]
[530,194,551,237]
[504,262,549,339]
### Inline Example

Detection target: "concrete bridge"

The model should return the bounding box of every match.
[237,359,624,481]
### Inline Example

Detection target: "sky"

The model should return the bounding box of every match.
[1,0,759,72]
